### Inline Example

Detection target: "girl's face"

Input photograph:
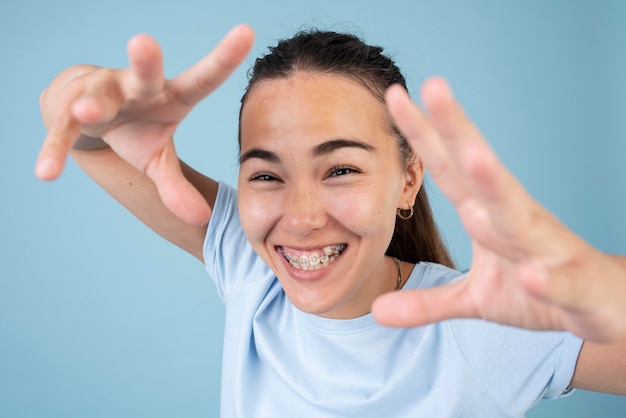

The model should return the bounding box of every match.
[238,73,422,319]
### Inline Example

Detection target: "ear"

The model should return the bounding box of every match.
[399,156,423,209]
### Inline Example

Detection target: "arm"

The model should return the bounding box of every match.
[570,255,626,394]
[374,77,626,393]
[71,139,216,260]
[571,340,626,395]
[36,26,254,259]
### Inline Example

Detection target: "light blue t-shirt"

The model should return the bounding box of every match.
[204,182,583,418]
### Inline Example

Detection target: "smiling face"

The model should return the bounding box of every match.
[237,72,422,319]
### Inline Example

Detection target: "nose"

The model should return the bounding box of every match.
[282,183,327,236]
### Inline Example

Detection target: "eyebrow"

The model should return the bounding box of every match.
[311,139,376,157]
[239,139,376,164]
[239,148,280,164]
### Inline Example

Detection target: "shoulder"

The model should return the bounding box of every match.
[404,262,582,411]
[405,261,465,289]
[448,318,582,410]
[203,182,272,299]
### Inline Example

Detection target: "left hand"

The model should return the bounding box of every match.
[36,25,254,225]
[372,78,626,343]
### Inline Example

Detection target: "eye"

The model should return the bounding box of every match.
[248,173,279,182]
[328,166,359,177]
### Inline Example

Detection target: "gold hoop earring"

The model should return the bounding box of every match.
[396,205,414,220]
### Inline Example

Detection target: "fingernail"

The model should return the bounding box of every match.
[35,158,57,180]
[436,77,454,98]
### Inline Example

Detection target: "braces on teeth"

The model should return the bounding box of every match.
[281,244,346,270]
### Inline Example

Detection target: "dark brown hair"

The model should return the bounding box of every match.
[239,30,455,268]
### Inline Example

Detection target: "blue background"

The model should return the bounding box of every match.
[1,0,625,416]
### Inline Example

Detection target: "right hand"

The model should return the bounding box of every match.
[35,24,255,225]
[375,79,626,343]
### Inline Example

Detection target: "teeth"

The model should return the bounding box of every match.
[280,244,346,270]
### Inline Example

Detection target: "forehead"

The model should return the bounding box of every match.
[245,71,383,101]
[239,72,391,150]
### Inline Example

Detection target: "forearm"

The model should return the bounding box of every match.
[571,340,626,395]
[70,137,214,260]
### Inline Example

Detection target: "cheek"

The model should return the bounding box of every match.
[237,190,281,244]
[330,188,398,239]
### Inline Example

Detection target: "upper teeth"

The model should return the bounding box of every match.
[281,244,346,270]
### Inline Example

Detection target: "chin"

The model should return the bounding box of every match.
[283,289,339,316]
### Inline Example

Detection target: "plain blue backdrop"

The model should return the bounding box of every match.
[1,0,625,416]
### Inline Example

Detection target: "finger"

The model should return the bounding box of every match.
[144,141,212,225]
[518,253,623,311]
[420,77,505,196]
[420,77,529,211]
[36,73,86,179]
[517,260,581,305]
[124,34,165,96]
[420,77,484,145]
[420,78,551,253]
[517,257,626,341]
[456,139,539,250]
[171,24,255,105]
[385,84,473,206]
[35,118,81,180]
[372,280,478,327]
[36,73,124,180]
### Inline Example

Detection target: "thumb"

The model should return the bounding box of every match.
[372,280,477,327]
[145,142,212,225]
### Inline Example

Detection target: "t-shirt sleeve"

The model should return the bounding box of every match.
[449,319,583,415]
[414,263,583,413]
[203,182,270,301]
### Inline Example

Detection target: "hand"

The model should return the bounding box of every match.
[35,24,254,225]
[373,78,626,342]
